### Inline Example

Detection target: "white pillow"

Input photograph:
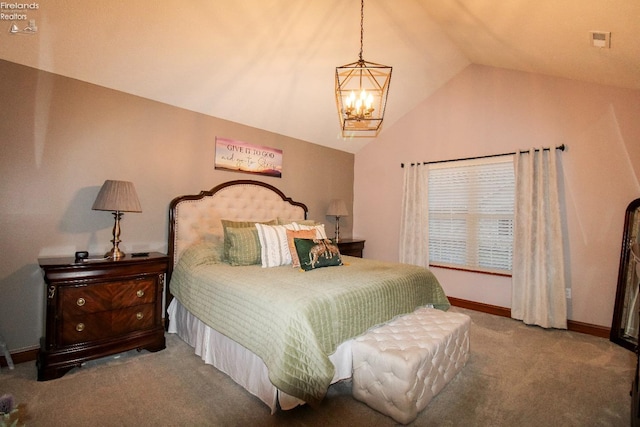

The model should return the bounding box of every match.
[255,223,294,267]
[291,222,328,240]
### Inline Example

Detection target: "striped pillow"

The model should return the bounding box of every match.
[255,223,293,267]
[291,222,328,239]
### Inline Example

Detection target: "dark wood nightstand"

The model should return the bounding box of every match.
[337,239,365,258]
[37,252,168,381]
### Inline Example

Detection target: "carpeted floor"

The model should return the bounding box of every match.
[1,307,635,426]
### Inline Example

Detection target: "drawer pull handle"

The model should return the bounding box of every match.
[136,312,144,320]
[76,298,86,306]
[76,323,85,332]
[136,290,145,298]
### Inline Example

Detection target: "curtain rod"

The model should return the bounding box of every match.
[401,144,566,168]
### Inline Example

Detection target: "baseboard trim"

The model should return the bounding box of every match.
[0,347,38,368]
[448,297,511,318]
[566,319,610,339]
[0,300,613,367]
[448,297,611,339]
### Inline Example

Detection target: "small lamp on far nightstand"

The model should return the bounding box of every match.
[327,199,349,243]
[92,180,142,260]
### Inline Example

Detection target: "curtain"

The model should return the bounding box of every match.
[399,164,429,267]
[512,147,567,329]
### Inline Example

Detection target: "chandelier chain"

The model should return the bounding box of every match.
[359,0,364,62]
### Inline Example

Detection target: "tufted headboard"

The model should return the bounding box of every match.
[167,180,308,283]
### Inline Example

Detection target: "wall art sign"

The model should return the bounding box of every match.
[215,137,283,178]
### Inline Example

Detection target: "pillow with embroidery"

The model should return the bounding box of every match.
[286,229,317,268]
[294,238,343,271]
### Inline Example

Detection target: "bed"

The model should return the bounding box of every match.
[165,180,450,412]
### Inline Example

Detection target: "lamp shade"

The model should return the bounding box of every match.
[92,180,142,212]
[327,199,348,217]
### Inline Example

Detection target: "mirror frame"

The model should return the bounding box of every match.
[610,198,640,352]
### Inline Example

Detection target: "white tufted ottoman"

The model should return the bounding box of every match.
[352,307,470,424]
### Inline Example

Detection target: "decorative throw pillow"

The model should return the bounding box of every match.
[291,222,328,239]
[277,218,317,226]
[221,219,275,261]
[255,223,293,267]
[226,227,261,266]
[294,238,343,271]
[286,229,317,268]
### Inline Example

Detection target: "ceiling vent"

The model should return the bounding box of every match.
[590,31,611,48]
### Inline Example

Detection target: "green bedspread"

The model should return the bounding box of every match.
[169,242,450,405]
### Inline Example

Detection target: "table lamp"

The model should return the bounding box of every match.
[92,180,142,260]
[327,199,349,242]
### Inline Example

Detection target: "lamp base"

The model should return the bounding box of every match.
[106,211,125,260]
[105,246,125,260]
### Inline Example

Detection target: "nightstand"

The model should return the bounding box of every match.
[337,239,365,258]
[37,252,168,381]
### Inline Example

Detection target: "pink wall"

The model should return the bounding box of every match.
[354,64,640,327]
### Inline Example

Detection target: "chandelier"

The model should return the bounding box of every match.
[335,0,392,138]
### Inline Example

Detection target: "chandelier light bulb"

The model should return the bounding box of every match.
[346,91,356,108]
[366,93,373,109]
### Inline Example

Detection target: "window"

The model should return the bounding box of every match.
[428,156,514,274]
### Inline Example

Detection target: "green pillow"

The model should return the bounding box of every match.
[221,219,275,261]
[226,227,261,266]
[293,238,343,271]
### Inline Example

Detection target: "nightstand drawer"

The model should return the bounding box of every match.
[112,278,156,308]
[60,278,156,314]
[61,303,156,345]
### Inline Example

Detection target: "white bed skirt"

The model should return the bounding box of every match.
[167,299,353,413]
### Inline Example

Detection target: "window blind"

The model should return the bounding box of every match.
[428,156,514,273]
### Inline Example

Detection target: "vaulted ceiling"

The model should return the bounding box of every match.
[2,0,639,153]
